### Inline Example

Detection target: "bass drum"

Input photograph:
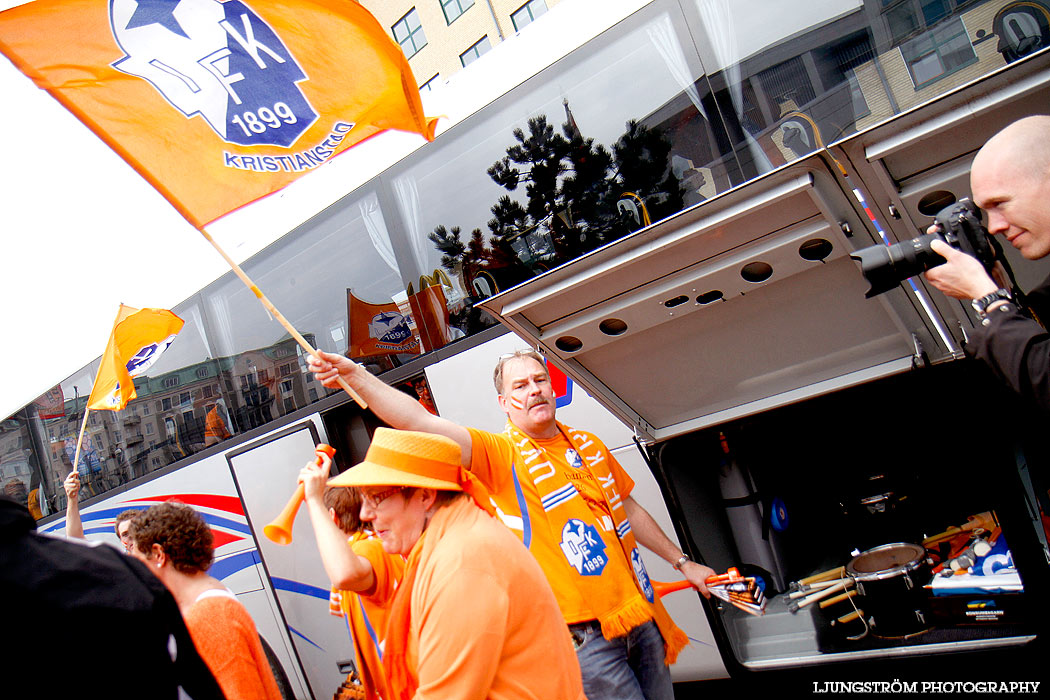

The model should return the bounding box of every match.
[846,542,932,639]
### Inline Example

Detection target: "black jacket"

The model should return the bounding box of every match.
[0,496,225,699]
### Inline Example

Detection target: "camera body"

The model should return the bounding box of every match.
[851,199,997,298]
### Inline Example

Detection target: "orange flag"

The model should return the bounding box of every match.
[347,290,419,358]
[87,305,185,411]
[0,0,438,227]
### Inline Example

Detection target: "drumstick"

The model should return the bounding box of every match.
[798,566,845,585]
[788,580,841,599]
[834,609,862,625]
[788,578,853,611]
[818,589,858,609]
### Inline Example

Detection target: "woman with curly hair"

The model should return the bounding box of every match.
[130,501,282,700]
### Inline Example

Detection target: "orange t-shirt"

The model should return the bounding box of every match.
[467,427,648,626]
[184,591,282,700]
[373,497,585,700]
[330,533,405,700]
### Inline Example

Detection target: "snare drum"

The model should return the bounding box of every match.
[846,542,931,638]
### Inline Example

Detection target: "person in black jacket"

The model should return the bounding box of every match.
[0,494,226,700]
[925,115,1050,411]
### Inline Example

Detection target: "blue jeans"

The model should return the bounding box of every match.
[570,620,674,700]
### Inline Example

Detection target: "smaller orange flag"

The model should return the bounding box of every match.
[347,290,419,358]
[87,305,185,411]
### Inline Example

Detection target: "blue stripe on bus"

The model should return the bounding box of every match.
[555,377,574,408]
[288,625,324,651]
[42,506,250,535]
[272,577,330,601]
[210,550,261,580]
[83,526,117,536]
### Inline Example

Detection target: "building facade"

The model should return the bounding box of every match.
[360,0,564,91]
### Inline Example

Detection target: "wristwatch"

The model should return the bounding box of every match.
[971,288,1013,318]
[673,553,691,570]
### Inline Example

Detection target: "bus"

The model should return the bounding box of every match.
[8,0,1050,693]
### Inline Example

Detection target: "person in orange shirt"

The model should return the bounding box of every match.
[309,349,715,700]
[300,458,405,700]
[129,501,282,700]
[324,427,584,700]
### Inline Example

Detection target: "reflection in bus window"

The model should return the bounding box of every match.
[11,0,1044,515]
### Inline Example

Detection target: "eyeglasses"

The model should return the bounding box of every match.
[361,486,406,509]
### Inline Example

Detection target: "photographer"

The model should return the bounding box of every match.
[924,115,1050,411]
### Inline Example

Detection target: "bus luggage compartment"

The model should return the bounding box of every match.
[477,65,1050,677]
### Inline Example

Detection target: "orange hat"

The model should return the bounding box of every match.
[328,428,463,490]
[328,428,495,514]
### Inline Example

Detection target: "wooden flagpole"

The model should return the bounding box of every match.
[70,405,91,480]
[194,227,368,409]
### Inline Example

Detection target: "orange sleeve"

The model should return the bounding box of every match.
[350,536,404,606]
[465,427,514,493]
[606,446,635,498]
[185,598,282,700]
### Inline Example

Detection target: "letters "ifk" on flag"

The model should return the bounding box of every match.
[0,0,439,227]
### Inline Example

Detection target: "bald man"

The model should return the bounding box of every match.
[925,115,1050,410]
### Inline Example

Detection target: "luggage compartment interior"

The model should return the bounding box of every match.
[654,360,1049,669]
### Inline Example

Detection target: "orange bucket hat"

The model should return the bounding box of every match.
[327,429,492,511]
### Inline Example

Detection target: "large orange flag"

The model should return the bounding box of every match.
[0,0,438,227]
[87,305,185,411]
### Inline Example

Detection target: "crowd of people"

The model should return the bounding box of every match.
[6,115,1050,699]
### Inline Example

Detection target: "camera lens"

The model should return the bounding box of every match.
[850,233,944,298]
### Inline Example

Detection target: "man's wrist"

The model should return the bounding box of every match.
[971,288,1014,319]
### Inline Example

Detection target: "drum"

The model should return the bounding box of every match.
[846,542,932,638]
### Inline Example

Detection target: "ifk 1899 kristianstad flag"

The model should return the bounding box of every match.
[87,305,185,411]
[0,0,439,227]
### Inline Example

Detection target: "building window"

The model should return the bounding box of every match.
[441,0,474,25]
[201,385,213,399]
[143,403,150,416]
[460,36,491,67]
[901,16,976,87]
[196,366,210,379]
[392,8,427,58]
[163,376,179,388]
[511,0,547,32]
[161,398,172,411]
[146,423,154,435]
[420,74,440,93]
[281,379,294,393]
[179,392,190,405]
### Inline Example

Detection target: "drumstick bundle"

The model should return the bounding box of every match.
[705,568,766,616]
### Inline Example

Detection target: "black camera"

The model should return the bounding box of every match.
[851,199,998,298]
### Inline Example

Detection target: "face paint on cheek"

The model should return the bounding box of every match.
[509,396,525,410]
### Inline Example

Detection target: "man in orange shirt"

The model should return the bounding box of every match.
[310,349,714,700]
[326,427,584,700]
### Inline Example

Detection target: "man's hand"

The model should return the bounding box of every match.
[63,471,80,502]
[307,350,362,389]
[924,239,999,300]
[299,451,332,504]
[679,560,716,598]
